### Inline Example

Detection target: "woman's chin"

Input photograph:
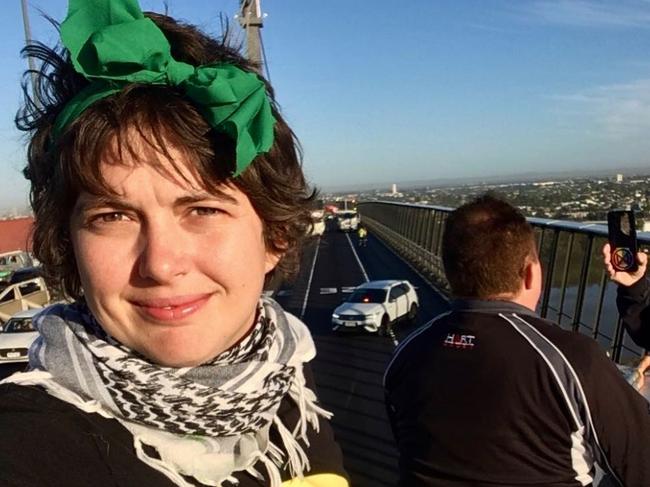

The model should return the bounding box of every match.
[138,337,221,367]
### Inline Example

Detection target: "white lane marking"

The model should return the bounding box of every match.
[320,288,337,295]
[341,286,356,293]
[300,236,321,320]
[346,233,369,283]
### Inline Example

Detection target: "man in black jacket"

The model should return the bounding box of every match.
[385,194,650,487]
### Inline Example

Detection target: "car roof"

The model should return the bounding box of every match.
[356,280,407,290]
[8,308,43,319]
[12,266,40,275]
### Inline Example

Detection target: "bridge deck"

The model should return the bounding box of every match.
[275,225,450,486]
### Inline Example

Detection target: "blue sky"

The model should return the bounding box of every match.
[3,0,650,210]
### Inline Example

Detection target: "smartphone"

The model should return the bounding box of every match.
[607,210,638,272]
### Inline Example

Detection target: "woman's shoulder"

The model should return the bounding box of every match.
[0,379,349,487]
[0,382,174,486]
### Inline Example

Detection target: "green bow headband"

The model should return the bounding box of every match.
[53,0,276,176]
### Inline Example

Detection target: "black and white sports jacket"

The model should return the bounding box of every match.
[384,299,650,487]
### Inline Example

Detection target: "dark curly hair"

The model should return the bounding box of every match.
[16,12,316,300]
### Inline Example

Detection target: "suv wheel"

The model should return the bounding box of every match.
[408,303,418,323]
[379,315,391,337]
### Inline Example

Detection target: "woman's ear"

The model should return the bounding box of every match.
[264,250,283,274]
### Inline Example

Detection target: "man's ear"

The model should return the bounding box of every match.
[523,257,541,291]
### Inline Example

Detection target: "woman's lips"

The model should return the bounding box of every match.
[132,294,212,322]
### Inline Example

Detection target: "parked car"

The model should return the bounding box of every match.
[336,210,359,232]
[0,308,41,363]
[332,280,419,334]
[0,277,50,324]
[0,251,35,282]
[8,266,43,285]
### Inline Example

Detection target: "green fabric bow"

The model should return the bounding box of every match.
[53,0,275,176]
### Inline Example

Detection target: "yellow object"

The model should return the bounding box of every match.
[281,473,349,487]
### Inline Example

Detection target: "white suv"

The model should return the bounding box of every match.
[332,280,419,334]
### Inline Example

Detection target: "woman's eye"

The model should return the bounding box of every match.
[91,212,128,224]
[192,207,223,217]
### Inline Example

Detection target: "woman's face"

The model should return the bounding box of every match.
[69,141,279,367]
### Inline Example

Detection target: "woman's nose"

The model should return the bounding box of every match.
[137,220,189,283]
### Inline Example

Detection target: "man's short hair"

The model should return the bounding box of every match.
[442,194,537,299]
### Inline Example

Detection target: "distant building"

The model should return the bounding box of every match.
[616,174,624,183]
[391,184,397,195]
[0,217,34,253]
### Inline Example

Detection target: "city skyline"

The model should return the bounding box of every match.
[3,0,650,210]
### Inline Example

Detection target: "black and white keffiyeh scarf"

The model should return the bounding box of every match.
[1,298,331,487]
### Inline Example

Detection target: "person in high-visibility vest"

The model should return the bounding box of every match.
[357,226,368,247]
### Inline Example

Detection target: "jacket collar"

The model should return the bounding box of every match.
[450,298,539,318]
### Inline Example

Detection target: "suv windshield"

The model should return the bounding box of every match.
[3,318,35,333]
[347,289,386,304]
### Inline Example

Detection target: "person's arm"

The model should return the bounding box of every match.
[602,243,650,349]
[616,277,650,349]
[576,340,650,485]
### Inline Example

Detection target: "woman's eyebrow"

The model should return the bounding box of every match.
[75,196,138,214]
[175,191,239,206]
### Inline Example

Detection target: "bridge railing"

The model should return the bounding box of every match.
[358,201,648,364]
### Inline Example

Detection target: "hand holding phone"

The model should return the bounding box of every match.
[607,210,639,273]
[603,210,647,287]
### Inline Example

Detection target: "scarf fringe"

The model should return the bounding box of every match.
[288,370,333,442]
[257,452,283,487]
[133,435,197,487]
[273,416,310,479]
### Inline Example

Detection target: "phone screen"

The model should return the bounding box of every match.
[607,210,638,272]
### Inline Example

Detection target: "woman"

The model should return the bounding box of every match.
[0,1,347,486]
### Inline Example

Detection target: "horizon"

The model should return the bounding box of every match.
[3,1,650,210]
[4,165,647,214]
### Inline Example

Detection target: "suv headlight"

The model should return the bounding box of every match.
[332,313,340,319]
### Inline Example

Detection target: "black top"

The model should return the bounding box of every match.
[0,365,347,487]
[617,277,650,349]
[384,300,650,487]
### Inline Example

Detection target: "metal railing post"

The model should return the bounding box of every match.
[540,230,559,319]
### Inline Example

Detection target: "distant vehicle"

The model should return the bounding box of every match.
[332,280,419,334]
[0,277,50,324]
[0,308,41,363]
[0,251,34,283]
[336,210,359,232]
[310,210,326,236]
[8,266,43,285]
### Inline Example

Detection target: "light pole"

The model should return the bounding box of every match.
[20,0,39,105]
[237,0,267,77]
